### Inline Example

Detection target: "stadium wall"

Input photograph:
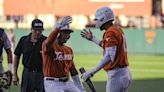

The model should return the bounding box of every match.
[8,28,164,55]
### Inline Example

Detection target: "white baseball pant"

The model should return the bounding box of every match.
[44,77,81,92]
[106,67,132,92]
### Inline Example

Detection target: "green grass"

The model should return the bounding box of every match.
[2,54,164,92]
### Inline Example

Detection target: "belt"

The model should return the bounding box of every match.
[45,77,69,82]
[109,65,127,70]
[24,68,42,73]
[30,70,40,72]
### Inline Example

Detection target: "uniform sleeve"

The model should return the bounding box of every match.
[103,31,118,48]
[46,28,60,46]
[2,32,11,50]
[14,37,23,57]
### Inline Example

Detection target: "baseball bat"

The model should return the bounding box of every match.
[79,67,96,92]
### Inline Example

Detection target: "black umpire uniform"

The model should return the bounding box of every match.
[14,19,47,92]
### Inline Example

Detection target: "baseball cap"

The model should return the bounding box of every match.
[31,19,44,31]
[60,25,73,33]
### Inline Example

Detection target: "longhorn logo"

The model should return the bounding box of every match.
[145,31,156,45]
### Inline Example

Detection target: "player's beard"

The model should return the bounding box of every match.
[57,39,66,46]
[57,35,70,45]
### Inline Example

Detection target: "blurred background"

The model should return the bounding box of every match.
[1,0,164,54]
[1,0,164,29]
[1,0,164,92]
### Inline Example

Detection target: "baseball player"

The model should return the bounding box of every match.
[81,7,132,92]
[42,16,86,92]
[0,28,12,92]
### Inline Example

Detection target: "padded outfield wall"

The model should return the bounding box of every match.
[8,28,164,55]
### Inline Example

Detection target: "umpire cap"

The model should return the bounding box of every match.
[31,19,44,31]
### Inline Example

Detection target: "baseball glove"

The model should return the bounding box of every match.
[0,71,12,89]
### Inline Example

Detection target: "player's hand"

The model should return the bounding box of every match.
[60,16,72,27]
[80,29,93,41]
[52,16,72,30]
[12,74,19,86]
[81,71,93,81]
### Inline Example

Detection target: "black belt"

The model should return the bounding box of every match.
[25,67,42,72]
[45,77,69,82]
[109,65,127,70]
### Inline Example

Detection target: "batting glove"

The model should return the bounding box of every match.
[81,68,96,81]
[80,29,94,41]
[52,16,72,30]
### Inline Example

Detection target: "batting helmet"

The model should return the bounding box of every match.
[94,7,115,28]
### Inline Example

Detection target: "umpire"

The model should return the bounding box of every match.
[12,19,47,92]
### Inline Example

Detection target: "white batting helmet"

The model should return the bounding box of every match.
[94,7,115,28]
